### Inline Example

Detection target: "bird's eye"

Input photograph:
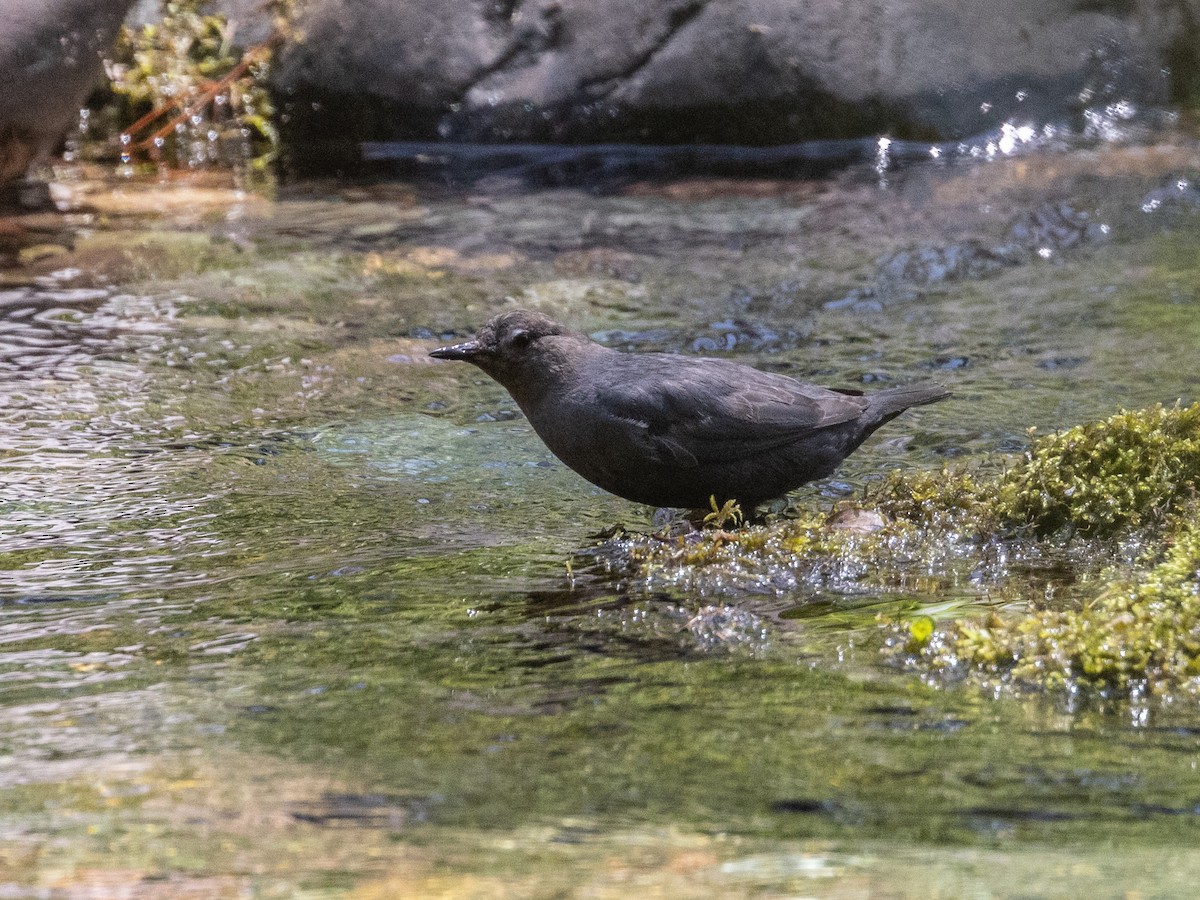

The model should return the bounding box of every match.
[509,329,532,350]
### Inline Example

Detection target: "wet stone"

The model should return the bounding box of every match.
[1001,201,1108,257]
[594,320,803,355]
[929,356,970,370]
[1037,355,1088,370]
[591,327,677,349]
[1140,176,1200,214]
[879,240,1015,286]
[829,201,1109,311]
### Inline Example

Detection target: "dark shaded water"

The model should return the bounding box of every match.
[4,145,1200,896]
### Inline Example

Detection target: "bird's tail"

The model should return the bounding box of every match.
[867,381,950,423]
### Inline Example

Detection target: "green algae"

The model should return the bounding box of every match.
[900,405,1200,696]
[866,403,1200,540]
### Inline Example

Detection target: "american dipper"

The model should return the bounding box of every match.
[430,310,949,511]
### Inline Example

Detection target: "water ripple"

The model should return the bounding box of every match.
[0,280,219,599]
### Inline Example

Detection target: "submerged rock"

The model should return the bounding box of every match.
[829,201,1109,310]
[591,318,805,355]
[1001,201,1110,259]
[1140,175,1200,215]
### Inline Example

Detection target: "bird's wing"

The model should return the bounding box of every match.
[590,356,867,468]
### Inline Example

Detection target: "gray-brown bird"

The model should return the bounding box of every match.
[430,309,948,511]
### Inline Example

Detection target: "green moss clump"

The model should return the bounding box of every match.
[635,402,1200,578]
[871,403,1200,539]
[618,402,1200,697]
[871,466,989,530]
[992,404,1200,538]
[625,508,827,576]
[916,519,1200,695]
[620,503,962,602]
[886,403,1200,696]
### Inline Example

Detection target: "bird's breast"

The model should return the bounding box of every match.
[521,395,643,483]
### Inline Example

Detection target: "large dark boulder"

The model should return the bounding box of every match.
[0,0,138,186]
[268,0,1200,173]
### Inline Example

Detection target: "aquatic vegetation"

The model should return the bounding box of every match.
[911,520,1200,695]
[93,0,292,171]
[620,504,958,601]
[902,403,1200,696]
[622,403,1200,697]
[991,404,1200,538]
[871,403,1200,539]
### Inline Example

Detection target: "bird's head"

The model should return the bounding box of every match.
[429,309,578,393]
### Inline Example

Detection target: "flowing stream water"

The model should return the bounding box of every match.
[3,142,1200,896]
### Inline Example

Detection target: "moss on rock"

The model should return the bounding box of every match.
[617,402,1200,697]
[871,403,1200,539]
[886,403,1200,696]
[911,519,1200,695]
[993,404,1200,538]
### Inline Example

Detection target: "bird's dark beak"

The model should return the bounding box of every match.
[430,339,485,361]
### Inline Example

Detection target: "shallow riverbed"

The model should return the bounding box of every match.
[4,144,1200,896]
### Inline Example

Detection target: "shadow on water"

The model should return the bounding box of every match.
[5,138,1200,893]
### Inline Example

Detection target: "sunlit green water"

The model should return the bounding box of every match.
[4,148,1200,896]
